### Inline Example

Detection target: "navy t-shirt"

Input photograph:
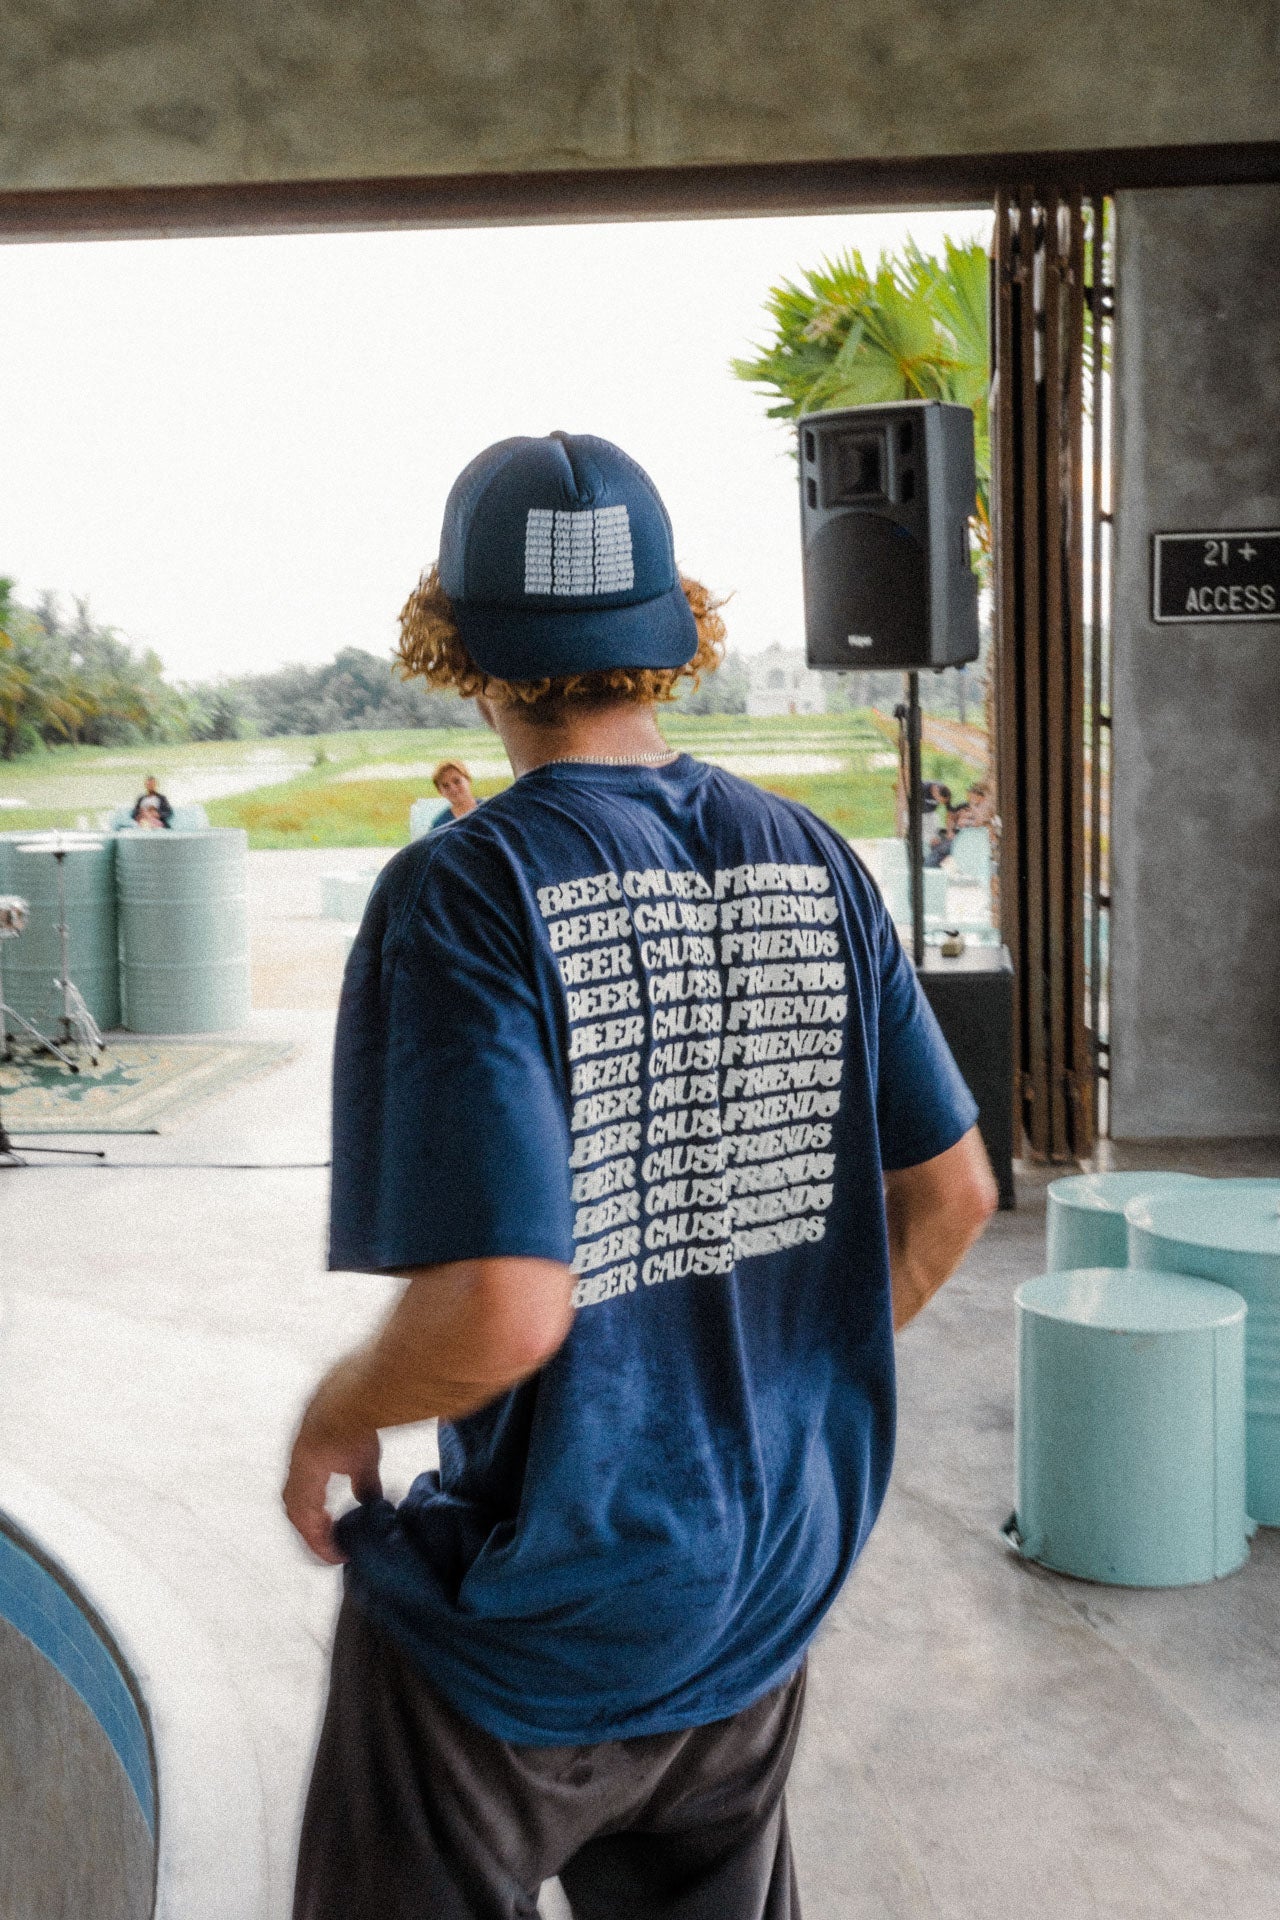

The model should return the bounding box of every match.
[330,755,977,1744]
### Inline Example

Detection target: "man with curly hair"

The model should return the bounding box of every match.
[285,431,995,1920]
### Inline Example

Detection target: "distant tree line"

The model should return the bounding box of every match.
[0,580,483,755]
[825,643,989,726]
[189,649,479,739]
[199,642,756,732]
[0,581,754,757]
[673,651,748,715]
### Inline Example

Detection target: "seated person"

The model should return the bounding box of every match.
[924,822,956,868]
[131,775,173,829]
[920,780,957,867]
[954,779,996,830]
[430,759,479,828]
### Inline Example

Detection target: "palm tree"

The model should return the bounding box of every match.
[731,238,991,571]
[0,624,94,758]
[0,629,30,759]
[0,588,99,758]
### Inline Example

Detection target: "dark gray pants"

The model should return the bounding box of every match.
[294,1595,805,1920]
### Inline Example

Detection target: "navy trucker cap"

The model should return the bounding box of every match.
[437,431,698,679]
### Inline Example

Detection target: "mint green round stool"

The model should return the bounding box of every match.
[1045,1172,1207,1271]
[319,870,379,921]
[1010,1268,1249,1586]
[409,798,449,839]
[1127,1184,1280,1525]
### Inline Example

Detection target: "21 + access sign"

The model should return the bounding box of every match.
[1152,530,1280,624]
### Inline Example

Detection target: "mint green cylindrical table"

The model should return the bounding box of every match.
[1127,1184,1280,1526]
[1045,1171,1207,1271]
[117,829,250,1033]
[1011,1268,1249,1586]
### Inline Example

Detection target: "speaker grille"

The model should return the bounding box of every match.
[803,512,929,668]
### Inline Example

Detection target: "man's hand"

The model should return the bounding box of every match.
[885,1126,998,1331]
[282,1257,575,1564]
[283,1384,383,1565]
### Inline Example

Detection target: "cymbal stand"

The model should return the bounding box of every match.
[0,888,105,1163]
[49,845,103,1066]
[0,929,78,1072]
[0,939,105,1164]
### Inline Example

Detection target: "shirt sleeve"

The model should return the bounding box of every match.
[328,836,575,1274]
[874,905,980,1172]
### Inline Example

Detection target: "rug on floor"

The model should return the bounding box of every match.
[0,1036,297,1133]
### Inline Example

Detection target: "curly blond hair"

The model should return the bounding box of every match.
[396,568,727,723]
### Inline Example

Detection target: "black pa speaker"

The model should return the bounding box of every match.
[917,946,1016,1211]
[799,401,980,670]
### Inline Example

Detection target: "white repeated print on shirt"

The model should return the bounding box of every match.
[535,862,847,1309]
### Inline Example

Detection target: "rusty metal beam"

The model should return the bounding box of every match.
[1064,192,1092,1155]
[0,144,1273,245]
[1016,188,1051,1156]
[1087,195,1110,1130]
[1043,189,1070,1154]
[992,193,1022,1121]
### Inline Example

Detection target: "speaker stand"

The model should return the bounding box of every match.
[904,671,926,967]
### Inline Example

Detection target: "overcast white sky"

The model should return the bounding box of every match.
[2,207,990,681]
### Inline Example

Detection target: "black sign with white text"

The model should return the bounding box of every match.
[1152,530,1280,624]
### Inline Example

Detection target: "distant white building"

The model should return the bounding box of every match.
[745,645,826,718]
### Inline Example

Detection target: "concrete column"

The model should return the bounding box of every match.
[1111,185,1280,1139]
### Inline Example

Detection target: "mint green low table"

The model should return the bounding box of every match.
[1127,1183,1280,1526]
[1010,1268,1249,1586]
[1045,1171,1207,1271]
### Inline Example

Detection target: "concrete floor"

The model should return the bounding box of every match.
[3,850,1280,1919]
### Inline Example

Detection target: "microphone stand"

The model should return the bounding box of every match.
[895,675,926,968]
[0,1093,106,1166]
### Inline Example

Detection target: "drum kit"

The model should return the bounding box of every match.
[0,831,108,1167]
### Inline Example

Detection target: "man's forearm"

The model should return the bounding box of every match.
[884,1128,998,1331]
[887,1198,986,1329]
[301,1257,576,1443]
[284,1256,576,1564]
[302,1318,531,1444]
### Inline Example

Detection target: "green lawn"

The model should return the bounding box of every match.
[210,774,513,849]
[752,774,901,841]
[1,713,983,849]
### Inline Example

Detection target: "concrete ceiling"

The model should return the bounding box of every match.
[2,1,1279,199]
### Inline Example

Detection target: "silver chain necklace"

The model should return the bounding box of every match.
[540,749,679,767]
